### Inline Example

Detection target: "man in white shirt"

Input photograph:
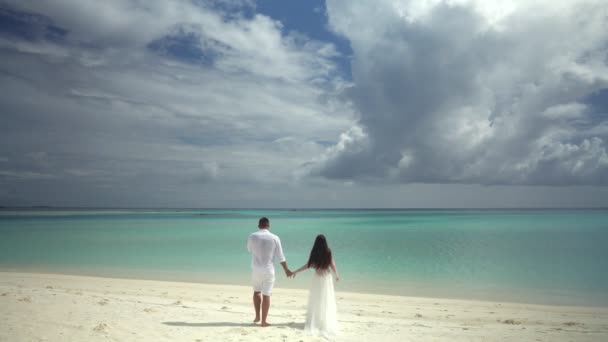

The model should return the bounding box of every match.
[247,217,292,327]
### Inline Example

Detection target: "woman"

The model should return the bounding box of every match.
[291,234,340,339]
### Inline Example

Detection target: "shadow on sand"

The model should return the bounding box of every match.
[162,321,305,329]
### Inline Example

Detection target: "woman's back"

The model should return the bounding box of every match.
[293,234,340,339]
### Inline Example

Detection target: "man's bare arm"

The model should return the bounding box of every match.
[280,261,293,277]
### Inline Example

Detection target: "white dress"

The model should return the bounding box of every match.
[305,268,338,339]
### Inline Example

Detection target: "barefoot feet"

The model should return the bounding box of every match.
[261,322,271,327]
[253,316,260,323]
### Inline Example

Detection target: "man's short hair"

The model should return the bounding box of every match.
[259,217,269,227]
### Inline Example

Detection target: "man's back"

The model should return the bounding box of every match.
[248,229,285,274]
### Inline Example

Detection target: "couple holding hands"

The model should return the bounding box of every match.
[247,217,339,338]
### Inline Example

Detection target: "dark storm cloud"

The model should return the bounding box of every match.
[314,0,608,185]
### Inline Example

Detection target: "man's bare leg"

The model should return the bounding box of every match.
[261,295,271,327]
[253,291,261,323]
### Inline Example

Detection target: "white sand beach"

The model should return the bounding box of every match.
[1,271,607,341]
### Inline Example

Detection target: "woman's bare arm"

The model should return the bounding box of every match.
[290,264,309,278]
[330,256,340,281]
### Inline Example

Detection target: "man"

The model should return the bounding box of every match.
[247,217,292,327]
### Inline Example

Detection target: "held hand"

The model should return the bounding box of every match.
[289,271,297,279]
[335,275,340,282]
[285,270,294,278]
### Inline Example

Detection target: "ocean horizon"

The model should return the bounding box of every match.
[1,208,607,307]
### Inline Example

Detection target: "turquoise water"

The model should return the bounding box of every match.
[0,209,607,306]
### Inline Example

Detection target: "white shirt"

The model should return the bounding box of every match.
[247,229,286,274]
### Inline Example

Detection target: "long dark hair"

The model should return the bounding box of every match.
[307,234,332,270]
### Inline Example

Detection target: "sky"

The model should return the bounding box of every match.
[1,0,608,208]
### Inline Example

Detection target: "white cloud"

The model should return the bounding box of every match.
[0,170,55,180]
[7,0,338,82]
[1,0,608,207]
[0,0,355,206]
[541,103,587,120]
[313,0,608,185]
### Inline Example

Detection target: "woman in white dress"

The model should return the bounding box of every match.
[291,234,340,339]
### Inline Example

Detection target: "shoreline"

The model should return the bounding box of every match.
[1,266,605,308]
[2,271,608,341]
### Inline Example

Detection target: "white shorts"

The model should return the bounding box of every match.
[252,272,275,296]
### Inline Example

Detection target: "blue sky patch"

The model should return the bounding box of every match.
[255,0,352,79]
[147,27,218,65]
[585,88,608,119]
[0,7,67,42]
